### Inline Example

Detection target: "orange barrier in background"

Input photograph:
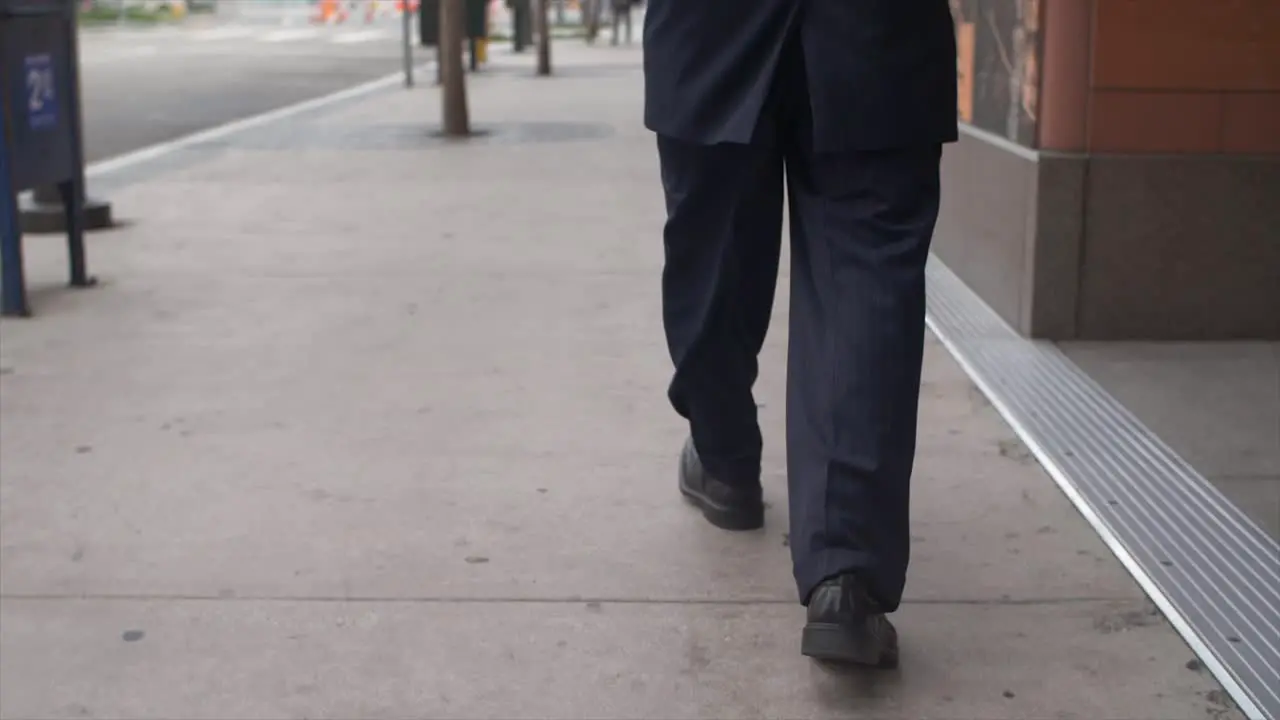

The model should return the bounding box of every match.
[312,0,347,23]
[316,0,422,26]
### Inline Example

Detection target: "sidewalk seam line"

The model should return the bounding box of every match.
[0,594,1134,606]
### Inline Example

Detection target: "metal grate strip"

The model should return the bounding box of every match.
[924,258,1280,720]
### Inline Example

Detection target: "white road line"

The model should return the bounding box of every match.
[86,62,434,179]
[331,28,390,44]
[190,26,260,41]
[80,45,160,66]
[260,28,322,42]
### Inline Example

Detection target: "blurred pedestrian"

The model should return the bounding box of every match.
[609,0,633,45]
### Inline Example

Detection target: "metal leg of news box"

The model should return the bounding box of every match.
[64,18,95,292]
[58,178,93,288]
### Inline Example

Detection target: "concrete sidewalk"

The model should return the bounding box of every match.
[0,43,1239,719]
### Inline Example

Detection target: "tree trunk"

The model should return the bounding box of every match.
[439,0,470,135]
[535,0,551,75]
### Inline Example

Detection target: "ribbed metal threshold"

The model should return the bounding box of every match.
[924,258,1280,720]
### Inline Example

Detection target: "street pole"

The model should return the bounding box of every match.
[583,0,598,43]
[511,0,523,52]
[534,0,550,75]
[401,0,414,87]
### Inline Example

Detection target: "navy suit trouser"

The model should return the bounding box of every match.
[657,37,942,610]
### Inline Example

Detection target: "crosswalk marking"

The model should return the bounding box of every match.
[190,26,260,41]
[331,29,391,44]
[261,28,323,42]
[80,45,160,66]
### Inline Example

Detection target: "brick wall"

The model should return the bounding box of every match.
[1087,0,1280,153]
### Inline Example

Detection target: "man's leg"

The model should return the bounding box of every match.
[785,142,939,598]
[779,43,941,660]
[657,134,783,529]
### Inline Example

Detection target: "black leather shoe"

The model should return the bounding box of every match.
[677,437,764,531]
[801,574,899,668]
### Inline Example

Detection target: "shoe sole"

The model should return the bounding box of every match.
[801,622,900,669]
[678,480,764,531]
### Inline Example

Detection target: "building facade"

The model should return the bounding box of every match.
[939,0,1280,340]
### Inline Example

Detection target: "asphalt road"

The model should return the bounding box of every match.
[77,18,417,164]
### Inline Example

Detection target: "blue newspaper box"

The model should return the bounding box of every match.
[0,0,93,317]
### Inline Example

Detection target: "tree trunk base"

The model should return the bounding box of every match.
[428,127,491,139]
